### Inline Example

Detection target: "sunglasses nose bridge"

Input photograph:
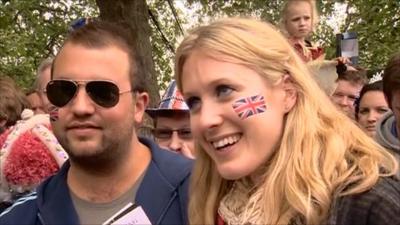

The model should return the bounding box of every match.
[70,81,97,108]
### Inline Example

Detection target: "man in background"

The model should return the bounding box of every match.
[25,89,45,114]
[146,80,195,159]
[331,66,368,119]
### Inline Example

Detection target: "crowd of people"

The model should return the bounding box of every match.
[0,0,399,224]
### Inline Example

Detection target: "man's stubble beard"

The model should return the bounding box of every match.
[56,122,136,174]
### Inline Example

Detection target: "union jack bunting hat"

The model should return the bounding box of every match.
[146,80,189,118]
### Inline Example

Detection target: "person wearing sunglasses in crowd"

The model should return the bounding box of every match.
[146,80,195,159]
[175,18,399,225]
[0,21,192,225]
[25,89,46,114]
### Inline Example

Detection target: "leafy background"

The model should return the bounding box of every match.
[1,0,399,94]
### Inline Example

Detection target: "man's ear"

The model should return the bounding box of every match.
[134,92,149,124]
[282,75,297,113]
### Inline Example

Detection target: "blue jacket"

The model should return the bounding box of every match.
[0,138,192,225]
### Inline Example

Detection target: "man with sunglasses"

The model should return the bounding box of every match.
[0,21,192,225]
[146,80,195,159]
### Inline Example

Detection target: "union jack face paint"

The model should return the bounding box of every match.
[232,94,267,120]
[48,106,59,122]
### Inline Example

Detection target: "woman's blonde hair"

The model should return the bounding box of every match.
[280,0,320,37]
[175,18,398,225]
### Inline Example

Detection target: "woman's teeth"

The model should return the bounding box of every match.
[211,134,241,149]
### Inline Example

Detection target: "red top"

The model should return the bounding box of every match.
[290,39,324,62]
[216,213,225,225]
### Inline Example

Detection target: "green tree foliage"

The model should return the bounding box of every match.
[342,0,400,71]
[0,0,399,91]
[147,0,187,90]
[188,0,400,73]
[0,0,98,89]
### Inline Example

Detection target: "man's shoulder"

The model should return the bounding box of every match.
[0,192,39,224]
[140,137,193,169]
[140,137,193,185]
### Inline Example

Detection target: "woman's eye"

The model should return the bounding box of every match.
[216,85,233,98]
[378,108,389,114]
[359,108,369,115]
[185,96,201,112]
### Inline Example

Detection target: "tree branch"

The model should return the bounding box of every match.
[148,8,175,53]
[167,0,184,36]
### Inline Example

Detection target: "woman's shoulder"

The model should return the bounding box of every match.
[330,176,400,225]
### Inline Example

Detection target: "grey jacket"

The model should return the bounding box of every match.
[375,111,400,159]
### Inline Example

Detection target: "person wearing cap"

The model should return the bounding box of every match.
[146,80,195,159]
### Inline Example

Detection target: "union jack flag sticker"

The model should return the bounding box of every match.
[232,94,267,119]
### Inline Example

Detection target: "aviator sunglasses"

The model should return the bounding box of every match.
[46,79,132,108]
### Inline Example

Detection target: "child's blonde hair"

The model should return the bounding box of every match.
[280,0,320,37]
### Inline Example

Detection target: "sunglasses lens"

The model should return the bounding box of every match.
[46,80,77,107]
[86,81,119,108]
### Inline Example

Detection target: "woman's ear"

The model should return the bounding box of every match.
[282,75,297,113]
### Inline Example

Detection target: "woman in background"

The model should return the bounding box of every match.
[355,81,390,137]
[175,18,399,225]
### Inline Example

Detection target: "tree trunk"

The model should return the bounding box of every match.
[95,0,160,108]
[96,0,159,136]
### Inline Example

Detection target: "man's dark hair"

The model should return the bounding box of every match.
[52,20,147,93]
[383,53,400,109]
[337,65,368,86]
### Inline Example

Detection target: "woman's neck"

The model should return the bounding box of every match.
[289,36,306,45]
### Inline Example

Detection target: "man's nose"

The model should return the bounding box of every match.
[69,87,96,116]
[338,96,349,106]
[168,131,182,152]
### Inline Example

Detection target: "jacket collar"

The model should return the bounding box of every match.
[36,138,191,225]
[37,161,80,225]
[136,137,191,224]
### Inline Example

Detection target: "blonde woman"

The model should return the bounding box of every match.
[175,18,399,225]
